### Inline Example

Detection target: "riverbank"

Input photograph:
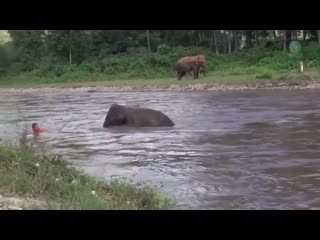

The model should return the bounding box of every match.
[0,139,174,210]
[1,70,320,93]
[1,79,320,94]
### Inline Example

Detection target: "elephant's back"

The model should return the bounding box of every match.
[129,108,164,118]
[127,108,174,127]
[177,56,195,64]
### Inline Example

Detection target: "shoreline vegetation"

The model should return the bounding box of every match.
[0,135,174,210]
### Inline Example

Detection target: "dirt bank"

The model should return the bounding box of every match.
[1,81,320,94]
[0,191,44,210]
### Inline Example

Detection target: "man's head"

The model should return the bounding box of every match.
[31,123,42,134]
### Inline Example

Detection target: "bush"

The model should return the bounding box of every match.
[302,41,320,63]
[78,61,96,73]
[258,52,293,70]
[157,44,171,54]
[129,47,148,54]
[256,73,273,79]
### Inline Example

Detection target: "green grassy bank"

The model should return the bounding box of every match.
[0,70,319,89]
[0,137,174,210]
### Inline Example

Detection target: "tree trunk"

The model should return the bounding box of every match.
[310,30,318,40]
[273,30,277,39]
[317,30,320,44]
[286,30,292,49]
[233,30,239,52]
[222,31,227,54]
[69,47,72,65]
[283,30,287,51]
[254,30,258,46]
[303,30,307,40]
[267,30,274,40]
[210,30,219,55]
[146,30,151,52]
[213,31,219,54]
[245,30,253,48]
[68,30,73,65]
[210,30,213,49]
[227,31,232,54]
[198,32,204,47]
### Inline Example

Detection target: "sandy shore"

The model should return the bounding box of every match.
[1,81,320,94]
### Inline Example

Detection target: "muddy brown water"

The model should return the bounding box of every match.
[1,90,320,209]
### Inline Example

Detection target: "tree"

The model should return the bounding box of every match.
[244,30,253,48]
[46,30,91,64]
[226,31,232,54]
[146,30,151,52]
[8,30,45,69]
[233,30,240,52]
[0,30,11,45]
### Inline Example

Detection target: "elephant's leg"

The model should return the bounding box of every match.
[201,66,206,77]
[180,71,186,79]
[177,70,181,80]
[192,66,199,79]
[177,71,185,80]
[196,67,200,79]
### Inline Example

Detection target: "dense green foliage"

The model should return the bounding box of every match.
[0,30,320,82]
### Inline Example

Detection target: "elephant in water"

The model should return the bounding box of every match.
[103,104,175,127]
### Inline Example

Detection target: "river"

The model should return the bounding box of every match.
[1,90,320,209]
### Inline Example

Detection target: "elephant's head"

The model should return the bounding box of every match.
[195,55,206,76]
[103,104,126,128]
[195,55,206,67]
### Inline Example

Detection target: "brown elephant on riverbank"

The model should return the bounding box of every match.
[103,104,175,127]
[176,55,206,80]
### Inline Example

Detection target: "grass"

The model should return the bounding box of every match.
[0,69,319,89]
[0,133,174,210]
